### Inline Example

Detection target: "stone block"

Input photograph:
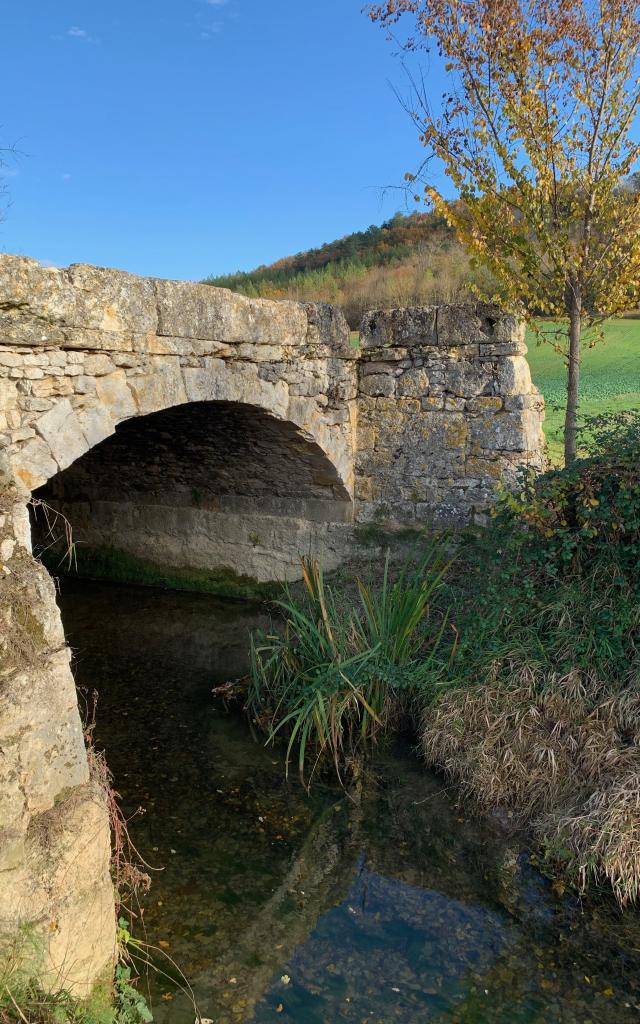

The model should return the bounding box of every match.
[479,340,527,357]
[445,359,491,399]
[359,373,396,398]
[495,355,533,396]
[437,302,520,346]
[421,395,444,410]
[9,427,35,443]
[0,649,88,832]
[128,367,187,417]
[74,375,97,395]
[155,279,308,347]
[34,399,88,471]
[0,255,158,338]
[360,306,437,349]
[472,409,542,452]
[304,302,351,354]
[357,425,377,450]
[82,353,116,376]
[10,438,57,490]
[94,370,137,423]
[466,395,504,413]
[444,396,466,412]
[0,351,23,367]
[75,405,116,449]
[396,368,430,398]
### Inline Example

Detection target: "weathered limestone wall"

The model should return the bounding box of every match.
[355,305,544,525]
[0,257,545,578]
[0,457,115,995]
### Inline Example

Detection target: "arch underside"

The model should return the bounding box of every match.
[32,400,354,584]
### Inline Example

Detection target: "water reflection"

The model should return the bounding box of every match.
[57,580,640,1024]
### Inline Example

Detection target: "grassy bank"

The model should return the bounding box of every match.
[421,419,640,901]
[0,969,152,1024]
[0,923,154,1024]
[248,413,640,904]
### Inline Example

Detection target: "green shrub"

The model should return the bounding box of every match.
[247,546,448,785]
[435,412,640,690]
[497,410,640,576]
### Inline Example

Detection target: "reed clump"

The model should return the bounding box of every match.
[247,545,448,786]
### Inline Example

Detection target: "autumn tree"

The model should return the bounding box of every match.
[367,0,640,463]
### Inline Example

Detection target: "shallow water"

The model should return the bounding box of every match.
[58,579,640,1024]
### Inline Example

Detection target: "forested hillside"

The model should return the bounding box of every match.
[204,212,491,327]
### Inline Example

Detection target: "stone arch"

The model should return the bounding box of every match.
[29,394,355,586]
[0,369,356,999]
[10,358,354,501]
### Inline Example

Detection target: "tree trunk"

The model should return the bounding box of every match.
[564,293,582,465]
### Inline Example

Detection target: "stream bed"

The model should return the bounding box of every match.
[58,578,640,1024]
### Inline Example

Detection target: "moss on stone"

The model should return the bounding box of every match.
[39,544,280,600]
[0,546,48,676]
[353,522,429,548]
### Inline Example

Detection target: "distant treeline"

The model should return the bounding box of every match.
[204,212,493,328]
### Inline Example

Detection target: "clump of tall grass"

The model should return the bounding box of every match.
[549,769,640,905]
[247,546,448,785]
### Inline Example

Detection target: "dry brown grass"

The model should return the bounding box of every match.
[421,665,640,903]
[551,770,640,904]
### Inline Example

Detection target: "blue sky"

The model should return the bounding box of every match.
[0,1,443,280]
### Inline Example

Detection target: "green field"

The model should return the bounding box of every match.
[525,318,640,463]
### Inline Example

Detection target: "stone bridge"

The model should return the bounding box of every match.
[1,255,543,583]
[0,254,544,996]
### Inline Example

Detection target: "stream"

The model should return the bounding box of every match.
[58,578,640,1024]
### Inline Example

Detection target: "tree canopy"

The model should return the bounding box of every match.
[368,0,640,462]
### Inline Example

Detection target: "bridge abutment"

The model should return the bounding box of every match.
[355,305,544,526]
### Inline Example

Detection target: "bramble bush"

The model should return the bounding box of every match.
[436,412,640,689]
[497,411,640,576]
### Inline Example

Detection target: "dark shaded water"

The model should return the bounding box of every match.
[58,579,640,1024]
